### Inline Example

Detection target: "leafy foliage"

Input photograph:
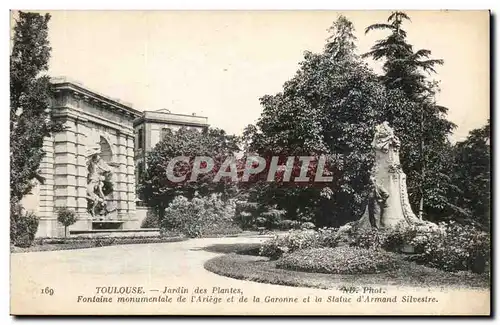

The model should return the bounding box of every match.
[300,222,316,230]
[140,209,160,228]
[10,12,62,204]
[351,222,490,274]
[233,201,259,230]
[57,207,77,237]
[278,219,301,230]
[389,222,490,274]
[445,121,491,229]
[347,227,390,250]
[138,127,240,219]
[233,201,286,230]
[259,209,287,229]
[10,203,39,247]
[56,207,77,226]
[160,194,240,238]
[249,16,388,227]
[10,12,63,244]
[363,12,444,95]
[260,221,490,274]
[363,11,456,218]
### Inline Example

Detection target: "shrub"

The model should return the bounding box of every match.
[236,211,253,229]
[382,223,426,252]
[259,227,340,259]
[380,222,490,274]
[141,209,160,228]
[255,217,267,228]
[260,209,286,229]
[233,201,259,230]
[11,203,39,248]
[300,222,315,230]
[260,220,490,274]
[296,206,315,223]
[279,219,302,230]
[259,229,322,259]
[279,219,295,230]
[331,222,356,245]
[233,201,286,230]
[196,221,242,237]
[326,222,390,250]
[161,194,239,238]
[57,207,77,237]
[349,228,389,250]
[316,227,339,248]
[276,247,402,274]
[409,222,490,273]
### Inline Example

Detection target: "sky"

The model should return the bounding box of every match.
[25,10,490,142]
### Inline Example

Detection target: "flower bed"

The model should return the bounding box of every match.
[204,252,490,289]
[10,235,187,253]
[276,247,402,274]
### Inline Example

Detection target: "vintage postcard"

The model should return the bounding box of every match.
[9,10,491,316]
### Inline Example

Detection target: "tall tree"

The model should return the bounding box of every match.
[447,121,491,229]
[250,16,387,227]
[10,11,62,204]
[363,11,455,219]
[138,127,240,220]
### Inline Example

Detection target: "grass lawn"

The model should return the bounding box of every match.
[11,236,188,253]
[202,243,263,255]
[203,244,490,290]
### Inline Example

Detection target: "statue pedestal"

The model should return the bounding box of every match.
[92,220,125,230]
[70,217,93,232]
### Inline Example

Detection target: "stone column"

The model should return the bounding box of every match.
[73,118,92,231]
[124,134,137,228]
[36,135,57,237]
[53,118,78,235]
[116,131,128,220]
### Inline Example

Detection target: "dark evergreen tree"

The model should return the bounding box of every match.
[10,11,62,204]
[363,11,456,219]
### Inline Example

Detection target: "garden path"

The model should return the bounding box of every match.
[10,236,489,315]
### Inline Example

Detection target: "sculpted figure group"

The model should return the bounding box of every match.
[86,147,114,218]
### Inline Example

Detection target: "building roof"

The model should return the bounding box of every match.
[51,76,142,118]
[51,77,209,127]
[133,110,209,128]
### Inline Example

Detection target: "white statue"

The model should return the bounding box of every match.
[357,122,423,230]
[86,146,113,218]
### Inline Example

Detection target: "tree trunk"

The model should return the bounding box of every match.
[158,204,165,221]
[418,105,425,219]
[418,190,424,219]
[64,226,67,238]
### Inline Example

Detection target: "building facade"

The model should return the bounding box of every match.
[133,109,208,179]
[20,77,208,237]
